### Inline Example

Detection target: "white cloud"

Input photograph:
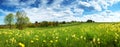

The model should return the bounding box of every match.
[79,1,91,7]
[0,9,15,15]
[2,0,36,8]
[23,7,76,22]
[89,1,102,11]
[1,0,120,24]
[81,10,120,22]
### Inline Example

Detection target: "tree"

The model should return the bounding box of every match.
[4,13,14,29]
[62,21,66,24]
[35,21,39,27]
[41,21,49,27]
[86,19,95,23]
[16,11,30,30]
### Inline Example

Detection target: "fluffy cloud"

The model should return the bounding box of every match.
[1,0,120,24]
[81,10,120,22]
[2,0,36,8]
[22,0,120,22]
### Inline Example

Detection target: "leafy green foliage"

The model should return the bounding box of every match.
[4,13,14,29]
[86,19,95,23]
[16,11,30,30]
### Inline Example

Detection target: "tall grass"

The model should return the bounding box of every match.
[0,23,120,47]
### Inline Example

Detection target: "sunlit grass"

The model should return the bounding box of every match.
[0,23,120,47]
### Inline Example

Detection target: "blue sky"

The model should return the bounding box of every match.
[0,0,120,24]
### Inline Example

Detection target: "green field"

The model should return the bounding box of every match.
[0,23,120,47]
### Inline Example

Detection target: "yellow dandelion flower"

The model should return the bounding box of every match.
[19,42,25,47]
[43,40,46,43]
[55,40,58,42]
[10,37,16,43]
[50,40,53,43]
[93,38,96,43]
[97,38,100,42]
[80,36,83,39]
[98,41,100,44]
[72,34,76,38]
[56,36,59,39]
[115,39,117,42]
[6,40,8,43]
[83,37,86,40]
[31,40,34,43]
[35,38,39,41]
[66,38,68,41]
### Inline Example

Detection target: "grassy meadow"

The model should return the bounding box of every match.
[0,23,120,47]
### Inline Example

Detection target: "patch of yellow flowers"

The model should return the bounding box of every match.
[19,42,25,47]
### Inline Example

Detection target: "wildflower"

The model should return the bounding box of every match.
[6,40,8,43]
[56,36,59,39]
[83,37,86,40]
[115,39,117,42]
[19,42,25,47]
[50,40,53,43]
[80,36,83,39]
[93,38,96,43]
[55,40,58,42]
[10,37,16,43]
[72,34,76,38]
[35,38,39,41]
[31,40,34,43]
[66,38,68,41]
[43,40,46,43]
[97,38,100,42]
[98,41,100,44]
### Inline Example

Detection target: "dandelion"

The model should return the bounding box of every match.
[35,38,39,41]
[93,38,96,43]
[10,37,16,43]
[43,40,46,43]
[72,34,76,38]
[115,39,117,42]
[80,36,83,39]
[55,40,58,42]
[83,37,86,40]
[66,38,68,41]
[98,41,100,44]
[50,40,53,43]
[19,42,25,47]
[6,40,8,43]
[31,40,34,43]
[97,38,100,44]
[56,36,59,39]
[97,38,100,42]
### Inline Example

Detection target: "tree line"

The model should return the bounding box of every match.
[2,11,95,30]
